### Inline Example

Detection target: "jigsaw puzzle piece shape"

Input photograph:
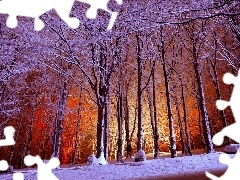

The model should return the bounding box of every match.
[212,123,240,146]
[221,70,240,122]
[216,100,230,111]
[213,69,240,146]
[219,153,232,164]
[77,0,122,29]
[81,0,123,18]
[24,155,60,180]
[0,0,79,31]
[13,172,24,180]
[206,151,240,180]
[0,160,9,171]
[222,72,236,85]
[0,126,15,147]
[207,69,240,179]
[0,0,52,30]
[54,0,79,29]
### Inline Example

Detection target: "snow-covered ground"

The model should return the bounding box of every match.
[0,150,233,180]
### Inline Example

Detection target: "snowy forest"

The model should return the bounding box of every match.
[0,0,240,172]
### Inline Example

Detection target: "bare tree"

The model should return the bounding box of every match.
[157,26,177,158]
[182,20,214,153]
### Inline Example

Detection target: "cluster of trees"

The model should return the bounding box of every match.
[0,0,239,168]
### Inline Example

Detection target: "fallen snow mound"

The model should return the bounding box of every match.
[0,152,232,180]
[87,154,99,166]
[224,144,240,154]
[134,149,146,162]
[88,153,108,165]
[98,152,108,165]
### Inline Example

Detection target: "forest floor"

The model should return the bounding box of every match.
[0,147,232,180]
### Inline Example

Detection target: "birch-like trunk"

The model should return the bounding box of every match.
[162,60,177,158]
[158,33,177,158]
[193,47,214,153]
[96,98,104,158]
[96,49,108,161]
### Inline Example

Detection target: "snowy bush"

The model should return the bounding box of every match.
[87,153,108,166]
[87,154,98,166]
[133,149,146,162]
[224,144,240,154]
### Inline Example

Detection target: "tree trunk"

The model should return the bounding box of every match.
[72,89,82,166]
[20,95,37,167]
[116,93,123,163]
[96,48,105,159]
[197,98,206,152]
[124,93,131,158]
[116,60,124,162]
[152,60,160,159]
[173,87,187,155]
[96,45,110,163]
[127,100,138,158]
[104,91,110,162]
[210,33,229,145]
[37,129,44,156]
[26,99,37,155]
[158,34,177,158]
[192,46,214,153]
[52,72,69,159]
[162,59,177,158]
[9,117,22,165]
[96,100,104,158]
[136,32,143,151]
[180,75,192,155]
[147,87,155,138]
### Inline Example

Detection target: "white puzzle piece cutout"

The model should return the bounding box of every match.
[206,69,240,179]
[0,0,123,31]
[77,0,122,30]
[0,0,79,31]
[0,126,15,146]
[213,71,240,146]
[0,126,15,171]
[206,151,240,180]
[24,155,60,180]
[13,172,24,180]
[0,160,9,171]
